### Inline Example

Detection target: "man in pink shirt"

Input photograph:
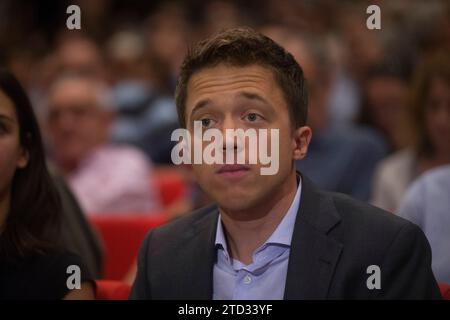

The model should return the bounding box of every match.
[46,74,161,215]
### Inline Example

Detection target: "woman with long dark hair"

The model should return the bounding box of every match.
[0,69,94,299]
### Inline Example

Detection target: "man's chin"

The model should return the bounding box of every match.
[216,195,263,216]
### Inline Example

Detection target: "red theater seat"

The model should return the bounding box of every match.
[95,280,131,300]
[90,214,167,280]
[154,169,188,207]
[440,283,450,300]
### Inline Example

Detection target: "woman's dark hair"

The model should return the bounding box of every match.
[408,50,450,157]
[0,69,61,261]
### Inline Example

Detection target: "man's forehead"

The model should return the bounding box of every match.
[188,64,276,93]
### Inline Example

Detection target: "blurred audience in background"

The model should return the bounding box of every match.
[53,33,107,80]
[371,51,450,212]
[266,27,387,201]
[358,60,412,152]
[45,74,161,214]
[106,29,179,164]
[0,0,449,285]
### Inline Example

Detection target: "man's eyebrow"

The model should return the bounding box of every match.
[189,92,273,119]
[238,92,272,106]
[190,99,212,118]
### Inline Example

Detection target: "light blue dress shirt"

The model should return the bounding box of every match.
[213,179,302,300]
[398,165,450,283]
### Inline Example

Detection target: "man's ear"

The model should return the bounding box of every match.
[292,126,312,161]
[16,147,29,169]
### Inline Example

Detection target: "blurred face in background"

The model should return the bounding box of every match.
[56,37,105,79]
[283,37,330,132]
[203,1,242,35]
[366,76,409,148]
[340,11,383,81]
[263,28,329,132]
[47,77,113,172]
[146,6,190,75]
[0,90,28,206]
[425,77,450,156]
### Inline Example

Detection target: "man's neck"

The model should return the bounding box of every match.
[219,172,298,265]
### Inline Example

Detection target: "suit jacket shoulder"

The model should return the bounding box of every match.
[131,176,441,300]
[291,186,440,299]
[130,204,218,299]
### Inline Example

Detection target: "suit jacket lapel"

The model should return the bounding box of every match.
[284,175,343,299]
[177,207,218,299]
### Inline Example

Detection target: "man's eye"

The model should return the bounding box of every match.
[201,118,212,127]
[246,113,260,122]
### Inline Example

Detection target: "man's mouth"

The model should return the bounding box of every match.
[216,164,250,179]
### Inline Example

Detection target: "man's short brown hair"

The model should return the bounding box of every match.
[175,27,308,129]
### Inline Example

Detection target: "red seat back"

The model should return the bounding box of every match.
[154,169,188,207]
[440,283,450,300]
[95,280,131,300]
[90,214,167,280]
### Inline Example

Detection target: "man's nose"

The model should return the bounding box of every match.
[221,117,238,151]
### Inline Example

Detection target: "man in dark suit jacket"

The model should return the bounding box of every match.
[131,27,441,299]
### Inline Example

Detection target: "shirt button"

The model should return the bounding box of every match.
[243,275,252,284]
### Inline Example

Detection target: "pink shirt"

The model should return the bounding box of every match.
[67,145,161,215]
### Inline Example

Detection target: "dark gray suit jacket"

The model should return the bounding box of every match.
[130,176,441,299]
